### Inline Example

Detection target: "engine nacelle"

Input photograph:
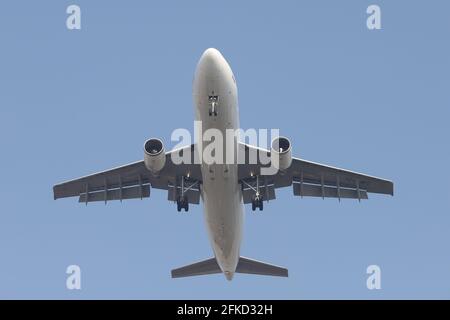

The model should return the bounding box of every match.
[144,138,166,173]
[271,136,292,171]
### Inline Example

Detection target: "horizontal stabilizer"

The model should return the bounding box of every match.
[236,256,288,277]
[171,258,221,278]
[171,256,288,279]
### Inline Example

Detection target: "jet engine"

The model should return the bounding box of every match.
[271,136,292,171]
[144,138,166,173]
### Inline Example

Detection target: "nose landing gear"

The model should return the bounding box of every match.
[208,93,219,116]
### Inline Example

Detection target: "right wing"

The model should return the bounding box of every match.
[288,158,393,198]
[238,142,393,202]
[53,145,202,204]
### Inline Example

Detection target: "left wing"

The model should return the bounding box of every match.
[53,145,202,204]
[238,142,393,202]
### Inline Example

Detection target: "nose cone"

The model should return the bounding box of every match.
[193,48,235,98]
[201,48,223,63]
[197,48,225,73]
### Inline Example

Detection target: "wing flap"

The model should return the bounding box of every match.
[78,185,150,203]
[293,183,368,199]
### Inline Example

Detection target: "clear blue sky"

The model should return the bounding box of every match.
[0,0,449,299]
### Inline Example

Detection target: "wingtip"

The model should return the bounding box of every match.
[52,185,59,200]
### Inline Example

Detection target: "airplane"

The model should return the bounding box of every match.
[53,48,393,281]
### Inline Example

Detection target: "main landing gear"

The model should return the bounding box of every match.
[177,195,189,212]
[242,175,265,212]
[175,175,197,212]
[251,194,264,211]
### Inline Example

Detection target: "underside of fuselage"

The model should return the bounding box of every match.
[193,48,242,279]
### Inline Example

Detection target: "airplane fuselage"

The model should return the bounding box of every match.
[193,48,242,280]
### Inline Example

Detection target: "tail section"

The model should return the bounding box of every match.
[171,256,288,279]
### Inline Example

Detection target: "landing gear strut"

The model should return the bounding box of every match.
[208,93,219,116]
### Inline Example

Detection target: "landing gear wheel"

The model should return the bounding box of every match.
[252,196,263,212]
[177,196,189,213]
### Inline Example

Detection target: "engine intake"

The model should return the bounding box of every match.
[271,136,292,171]
[144,138,166,173]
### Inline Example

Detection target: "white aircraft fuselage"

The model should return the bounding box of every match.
[193,48,242,280]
